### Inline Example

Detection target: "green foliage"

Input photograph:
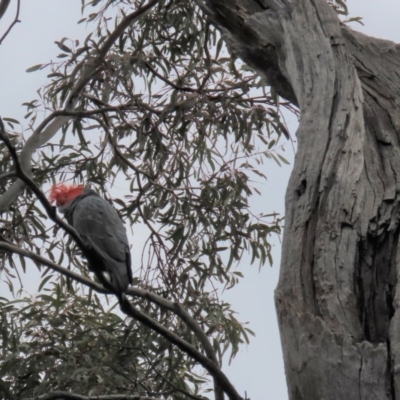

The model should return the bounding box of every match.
[2,0,286,295]
[0,0,290,398]
[0,282,255,398]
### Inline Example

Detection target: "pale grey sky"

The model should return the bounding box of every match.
[0,2,399,400]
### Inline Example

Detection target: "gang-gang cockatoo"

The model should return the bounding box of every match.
[49,183,133,296]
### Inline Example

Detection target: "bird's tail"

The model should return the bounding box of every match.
[107,261,131,295]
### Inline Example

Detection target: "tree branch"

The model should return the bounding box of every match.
[0,242,107,292]
[0,62,100,211]
[120,299,242,400]
[0,118,94,259]
[199,22,212,92]
[0,0,160,211]
[128,286,219,362]
[0,170,15,180]
[98,0,160,59]
[129,286,225,400]
[0,0,19,45]
[143,59,196,92]
[0,241,242,400]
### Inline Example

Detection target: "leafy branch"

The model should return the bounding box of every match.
[0,118,239,399]
[0,0,160,211]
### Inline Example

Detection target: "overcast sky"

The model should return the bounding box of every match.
[0,2,399,399]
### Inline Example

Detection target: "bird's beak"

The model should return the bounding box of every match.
[57,204,68,214]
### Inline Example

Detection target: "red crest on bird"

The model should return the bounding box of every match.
[49,183,85,207]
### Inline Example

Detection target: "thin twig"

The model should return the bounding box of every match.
[199,22,212,92]
[0,0,19,45]
[99,0,160,59]
[143,59,196,92]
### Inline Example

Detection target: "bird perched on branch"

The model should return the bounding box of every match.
[49,183,133,296]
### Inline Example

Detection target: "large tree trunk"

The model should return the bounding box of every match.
[203,0,400,398]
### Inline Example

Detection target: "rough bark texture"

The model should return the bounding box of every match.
[202,0,400,398]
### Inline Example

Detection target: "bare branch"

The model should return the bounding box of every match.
[0,242,105,292]
[0,0,20,44]
[0,170,15,180]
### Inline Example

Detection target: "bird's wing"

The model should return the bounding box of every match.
[70,193,132,292]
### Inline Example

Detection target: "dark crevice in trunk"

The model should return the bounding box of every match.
[355,238,366,341]
[378,140,393,147]
[358,353,363,400]
[295,179,307,199]
[356,220,399,343]
[302,199,321,316]
[387,339,396,400]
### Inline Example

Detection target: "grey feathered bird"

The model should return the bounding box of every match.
[49,183,133,295]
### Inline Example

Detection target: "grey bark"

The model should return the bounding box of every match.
[202,0,400,398]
